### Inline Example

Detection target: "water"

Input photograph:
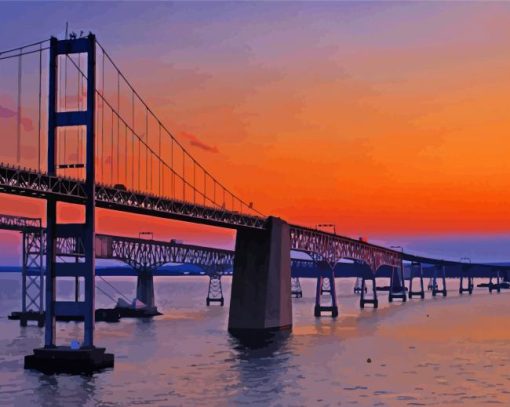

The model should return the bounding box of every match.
[0,273,509,406]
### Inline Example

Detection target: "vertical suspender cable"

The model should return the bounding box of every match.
[132,91,135,189]
[101,50,105,182]
[131,128,135,189]
[16,49,22,164]
[171,138,174,198]
[77,54,82,177]
[117,73,120,183]
[63,52,68,166]
[145,109,148,191]
[125,124,128,184]
[193,162,196,204]
[111,108,114,184]
[137,111,141,190]
[159,124,162,195]
[37,44,42,171]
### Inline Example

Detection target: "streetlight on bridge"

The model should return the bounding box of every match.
[139,232,153,240]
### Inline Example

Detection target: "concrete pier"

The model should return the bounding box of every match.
[389,266,407,302]
[228,217,292,333]
[135,271,160,315]
[136,272,155,307]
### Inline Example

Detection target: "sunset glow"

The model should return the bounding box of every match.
[1,2,510,259]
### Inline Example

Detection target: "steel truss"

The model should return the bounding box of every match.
[0,215,44,325]
[290,225,401,272]
[94,235,235,272]
[0,163,266,230]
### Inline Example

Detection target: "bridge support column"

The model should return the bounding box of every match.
[459,265,473,295]
[432,265,447,297]
[291,277,303,298]
[354,277,365,294]
[17,230,44,327]
[489,270,501,294]
[136,270,159,313]
[360,276,378,308]
[25,35,113,374]
[228,217,292,333]
[314,271,338,317]
[320,277,332,295]
[389,266,407,302]
[408,262,425,299]
[206,269,224,306]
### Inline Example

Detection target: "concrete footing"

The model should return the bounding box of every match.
[228,217,292,333]
[24,346,114,374]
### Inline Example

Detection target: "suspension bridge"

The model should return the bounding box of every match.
[0,33,508,374]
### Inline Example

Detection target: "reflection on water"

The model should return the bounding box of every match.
[0,274,509,406]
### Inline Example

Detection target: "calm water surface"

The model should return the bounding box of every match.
[0,273,509,406]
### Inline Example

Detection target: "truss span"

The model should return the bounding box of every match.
[290,225,402,272]
[95,235,234,271]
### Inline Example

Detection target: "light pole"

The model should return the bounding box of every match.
[139,231,153,240]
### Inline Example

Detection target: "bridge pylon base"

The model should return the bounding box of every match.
[489,272,501,293]
[228,217,292,333]
[408,262,425,299]
[459,276,474,295]
[432,265,447,297]
[360,277,378,309]
[291,277,303,298]
[206,271,224,306]
[314,305,338,318]
[25,346,113,375]
[314,271,338,318]
[389,266,407,303]
[353,277,366,294]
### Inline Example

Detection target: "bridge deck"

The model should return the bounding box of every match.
[0,164,266,230]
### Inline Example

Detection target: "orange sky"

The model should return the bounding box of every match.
[2,2,510,253]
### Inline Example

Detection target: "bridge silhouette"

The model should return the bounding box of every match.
[0,33,508,373]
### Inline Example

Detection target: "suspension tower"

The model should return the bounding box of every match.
[25,34,113,373]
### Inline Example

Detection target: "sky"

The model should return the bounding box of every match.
[1,1,510,264]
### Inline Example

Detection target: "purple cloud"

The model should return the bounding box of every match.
[181,131,219,154]
[0,104,33,131]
